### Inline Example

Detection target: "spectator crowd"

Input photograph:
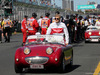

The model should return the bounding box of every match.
[0,11,100,45]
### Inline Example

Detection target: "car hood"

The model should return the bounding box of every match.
[21,44,63,56]
[86,30,100,33]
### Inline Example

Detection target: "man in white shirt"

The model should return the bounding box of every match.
[37,16,43,32]
[89,16,93,25]
[95,17,100,29]
[46,14,69,45]
[84,18,89,30]
[38,16,43,27]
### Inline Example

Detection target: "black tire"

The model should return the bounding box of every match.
[58,54,66,72]
[15,64,23,73]
[68,56,73,68]
[85,40,88,43]
[68,50,73,68]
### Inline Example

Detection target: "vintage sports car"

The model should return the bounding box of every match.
[15,34,73,73]
[85,25,100,43]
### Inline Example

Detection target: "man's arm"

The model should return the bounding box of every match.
[46,24,51,35]
[2,21,4,29]
[63,24,69,45]
[33,20,39,28]
[95,21,98,26]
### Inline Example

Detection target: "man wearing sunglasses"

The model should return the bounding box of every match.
[46,14,69,45]
[50,11,64,23]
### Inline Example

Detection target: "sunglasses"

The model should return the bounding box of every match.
[55,18,60,20]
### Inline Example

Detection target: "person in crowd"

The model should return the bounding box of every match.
[21,15,28,45]
[0,21,2,43]
[73,15,78,42]
[84,18,89,31]
[64,15,69,28]
[41,13,50,34]
[27,13,39,35]
[1,18,4,39]
[46,14,69,45]
[37,16,43,32]
[13,19,18,34]
[75,14,78,21]
[88,16,93,25]
[2,15,12,43]
[95,17,100,29]
[77,16,83,42]
[68,14,75,43]
[93,16,96,25]
[81,17,85,40]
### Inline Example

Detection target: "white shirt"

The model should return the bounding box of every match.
[84,20,88,26]
[37,18,42,26]
[89,19,92,24]
[95,21,100,29]
[95,21,100,26]
[46,22,69,44]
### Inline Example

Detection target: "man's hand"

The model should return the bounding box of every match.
[10,25,12,28]
[66,43,68,45]
[26,30,28,33]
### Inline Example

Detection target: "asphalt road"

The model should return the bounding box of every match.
[0,33,100,75]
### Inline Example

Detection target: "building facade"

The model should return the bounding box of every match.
[62,0,74,11]
[51,0,62,9]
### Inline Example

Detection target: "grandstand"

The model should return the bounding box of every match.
[10,0,64,22]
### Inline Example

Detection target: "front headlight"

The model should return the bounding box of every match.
[99,32,100,35]
[24,47,31,55]
[89,32,92,35]
[46,47,53,55]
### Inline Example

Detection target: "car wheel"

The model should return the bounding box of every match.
[59,55,66,72]
[68,56,73,67]
[85,40,88,43]
[15,64,23,73]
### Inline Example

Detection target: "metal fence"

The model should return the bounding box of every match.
[10,5,65,22]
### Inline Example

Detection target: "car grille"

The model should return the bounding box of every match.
[90,36,100,39]
[25,56,49,64]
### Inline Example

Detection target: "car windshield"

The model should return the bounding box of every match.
[87,27,97,30]
[25,35,65,45]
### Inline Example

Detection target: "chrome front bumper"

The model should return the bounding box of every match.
[90,36,100,39]
[25,56,49,65]
[86,36,100,42]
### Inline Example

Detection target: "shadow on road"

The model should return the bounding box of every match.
[72,44,83,47]
[18,65,81,75]
[65,65,81,73]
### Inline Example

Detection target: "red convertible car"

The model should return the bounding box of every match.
[85,26,100,43]
[15,35,73,73]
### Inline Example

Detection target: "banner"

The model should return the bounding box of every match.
[78,5,96,9]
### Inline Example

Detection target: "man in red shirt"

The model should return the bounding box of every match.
[41,13,50,34]
[21,15,28,45]
[27,13,39,35]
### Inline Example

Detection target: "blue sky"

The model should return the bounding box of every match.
[74,0,100,11]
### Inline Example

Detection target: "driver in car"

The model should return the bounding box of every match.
[46,14,69,45]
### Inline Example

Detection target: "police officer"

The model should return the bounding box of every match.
[27,13,39,35]
[2,15,12,43]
